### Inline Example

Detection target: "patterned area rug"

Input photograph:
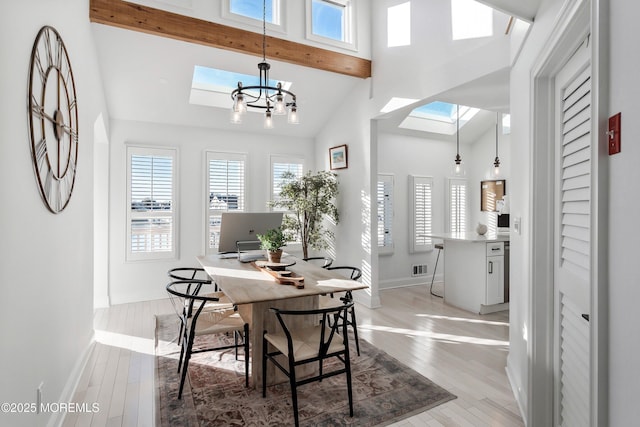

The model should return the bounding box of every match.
[155,314,455,426]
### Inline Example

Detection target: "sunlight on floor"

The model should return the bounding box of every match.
[415,313,509,326]
[359,324,509,346]
[94,329,156,355]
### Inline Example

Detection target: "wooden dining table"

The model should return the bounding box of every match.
[196,252,368,387]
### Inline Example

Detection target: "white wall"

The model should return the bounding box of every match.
[0,1,108,426]
[314,80,380,307]
[375,126,511,290]
[371,0,512,112]
[608,1,640,424]
[108,120,315,304]
[467,125,512,229]
[376,132,455,288]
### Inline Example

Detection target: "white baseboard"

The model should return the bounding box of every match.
[505,361,527,426]
[352,287,382,308]
[480,302,510,314]
[379,274,444,290]
[51,335,96,427]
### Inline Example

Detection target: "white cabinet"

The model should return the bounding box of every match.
[442,239,508,314]
[486,242,505,305]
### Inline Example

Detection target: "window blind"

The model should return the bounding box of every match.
[410,175,433,252]
[377,174,394,251]
[560,66,591,276]
[272,159,304,205]
[127,147,176,260]
[207,153,246,252]
[448,178,467,233]
[270,157,304,244]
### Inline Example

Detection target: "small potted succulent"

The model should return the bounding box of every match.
[257,227,287,263]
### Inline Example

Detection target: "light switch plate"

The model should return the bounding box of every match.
[514,217,521,235]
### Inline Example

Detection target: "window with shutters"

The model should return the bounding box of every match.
[126,146,177,261]
[448,178,467,233]
[410,175,433,253]
[377,174,394,254]
[270,156,304,244]
[271,156,304,208]
[206,152,246,253]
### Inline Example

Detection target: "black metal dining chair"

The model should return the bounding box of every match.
[302,256,334,268]
[322,266,362,356]
[166,280,250,398]
[167,267,233,346]
[262,303,354,427]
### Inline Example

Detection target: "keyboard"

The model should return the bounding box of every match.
[238,253,267,263]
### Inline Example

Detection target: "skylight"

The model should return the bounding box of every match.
[399,101,479,134]
[379,97,419,114]
[190,65,292,110]
[387,2,411,47]
[410,101,478,123]
[451,0,493,41]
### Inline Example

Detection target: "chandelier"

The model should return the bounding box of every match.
[230,0,298,128]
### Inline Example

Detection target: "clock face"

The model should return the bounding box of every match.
[28,26,78,214]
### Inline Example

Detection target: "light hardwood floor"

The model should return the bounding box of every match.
[63,286,523,426]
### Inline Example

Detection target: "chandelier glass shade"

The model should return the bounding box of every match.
[230,0,298,127]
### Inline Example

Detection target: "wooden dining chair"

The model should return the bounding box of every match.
[262,303,354,427]
[166,280,250,398]
[322,266,362,356]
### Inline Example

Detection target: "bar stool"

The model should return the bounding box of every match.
[430,243,444,298]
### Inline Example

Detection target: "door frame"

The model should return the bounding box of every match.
[529,0,608,425]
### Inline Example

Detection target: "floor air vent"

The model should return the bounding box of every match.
[412,264,428,276]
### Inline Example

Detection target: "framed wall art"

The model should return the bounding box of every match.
[329,144,348,170]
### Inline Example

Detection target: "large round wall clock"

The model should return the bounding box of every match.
[28,25,78,214]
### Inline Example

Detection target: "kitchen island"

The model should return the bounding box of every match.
[429,232,510,314]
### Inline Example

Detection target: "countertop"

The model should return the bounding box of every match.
[427,232,510,243]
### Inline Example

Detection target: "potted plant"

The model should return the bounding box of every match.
[269,170,339,259]
[257,227,287,263]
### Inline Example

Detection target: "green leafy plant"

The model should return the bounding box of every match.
[257,227,287,252]
[269,170,339,259]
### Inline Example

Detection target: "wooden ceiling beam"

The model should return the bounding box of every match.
[89,0,371,79]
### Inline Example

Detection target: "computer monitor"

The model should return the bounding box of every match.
[217,212,284,253]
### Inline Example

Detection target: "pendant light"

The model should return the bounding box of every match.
[452,104,466,176]
[492,112,501,178]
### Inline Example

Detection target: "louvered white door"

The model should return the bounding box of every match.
[554,39,592,427]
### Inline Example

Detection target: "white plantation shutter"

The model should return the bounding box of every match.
[556,48,592,427]
[377,174,394,253]
[207,152,246,253]
[410,175,433,253]
[271,156,304,208]
[270,156,304,244]
[448,178,467,233]
[560,66,591,277]
[127,146,177,260]
[559,294,590,427]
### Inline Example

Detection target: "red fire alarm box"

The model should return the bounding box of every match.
[609,112,621,155]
